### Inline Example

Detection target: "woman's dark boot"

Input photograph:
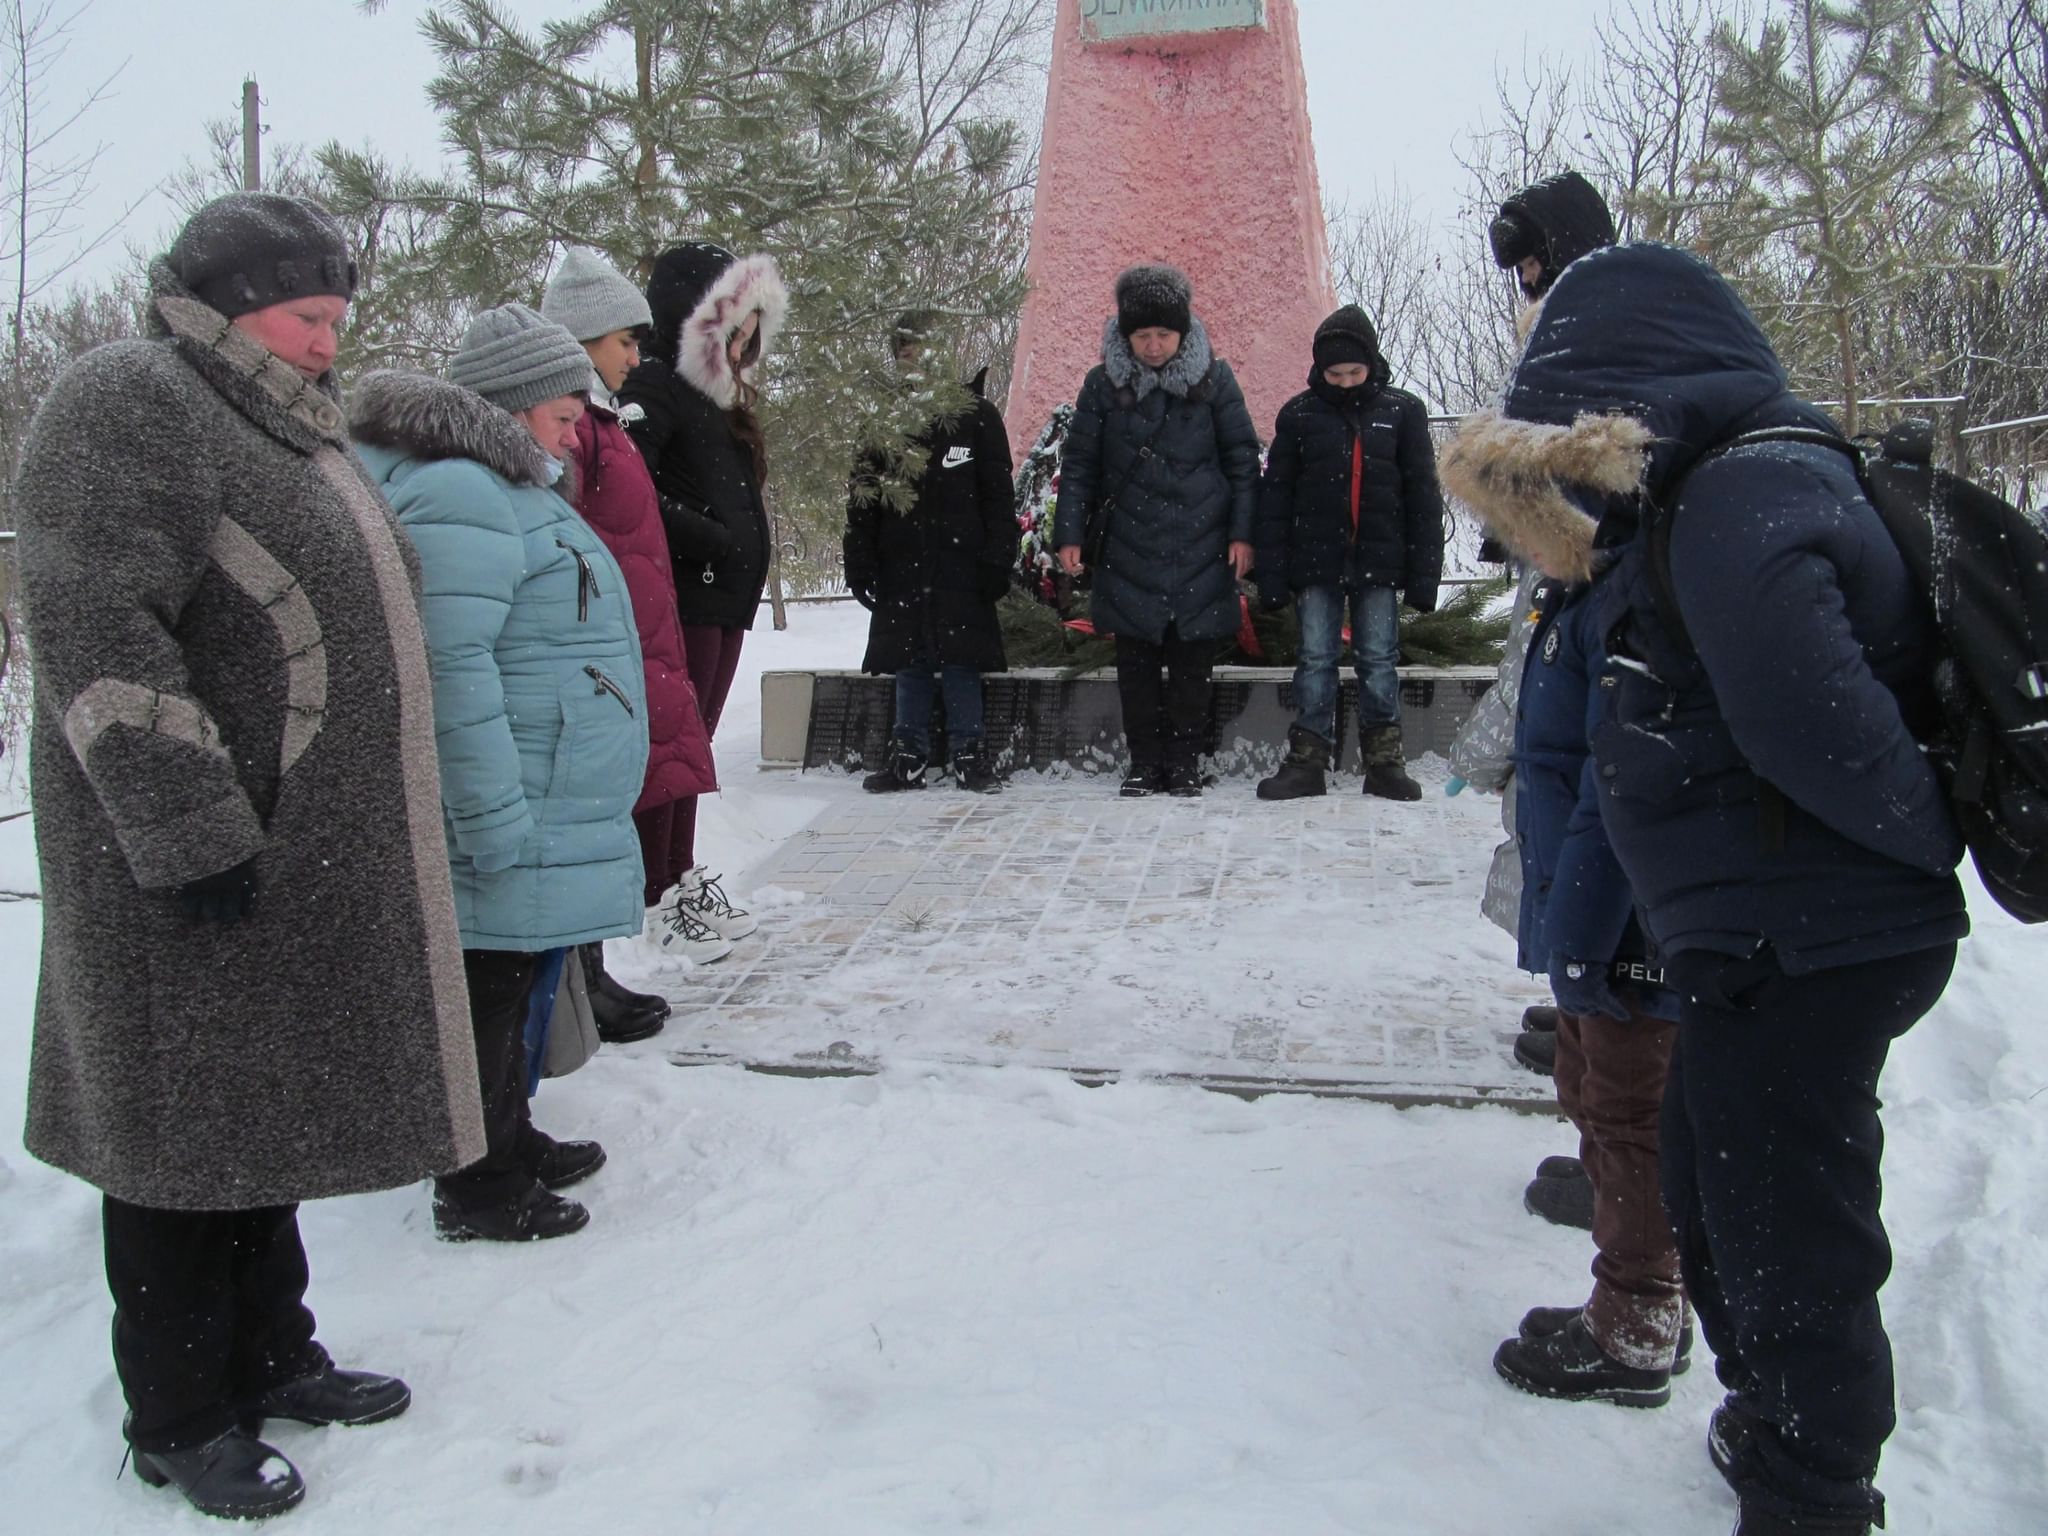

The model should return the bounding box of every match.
[581,942,666,1044]
[1256,725,1331,800]
[130,1429,307,1519]
[1360,723,1423,800]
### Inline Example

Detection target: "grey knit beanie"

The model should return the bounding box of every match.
[541,247,653,343]
[448,302,592,412]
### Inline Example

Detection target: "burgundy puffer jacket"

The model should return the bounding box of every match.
[568,401,718,808]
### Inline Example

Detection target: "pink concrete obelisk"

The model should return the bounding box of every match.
[1005,0,1336,461]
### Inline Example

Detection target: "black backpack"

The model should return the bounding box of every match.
[1649,419,2048,924]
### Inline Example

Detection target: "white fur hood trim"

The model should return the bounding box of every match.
[674,253,790,409]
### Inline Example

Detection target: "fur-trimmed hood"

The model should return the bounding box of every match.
[1100,315,1214,401]
[1443,241,1838,582]
[347,368,556,488]
[1440,409,1649,584]
[672,253,789,410]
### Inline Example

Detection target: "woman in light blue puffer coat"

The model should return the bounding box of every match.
[351,303,648,1245]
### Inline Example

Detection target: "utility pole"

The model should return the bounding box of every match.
[240,78,260,191]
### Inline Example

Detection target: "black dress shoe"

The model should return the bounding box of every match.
[244,1360,412,1431]
[526,1137,607,1192]
[131,1429,305,1520]
[1492,1313,1672,1408]
[433,1181,589,1243]
[1518,1305,1693,1375]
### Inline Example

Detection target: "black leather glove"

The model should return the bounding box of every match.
[174,859,259,925]
[979,565,1012,603]
[852,585,876,611]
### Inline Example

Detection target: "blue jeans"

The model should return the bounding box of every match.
[1292,584,1400,742]
[893,661,983,755]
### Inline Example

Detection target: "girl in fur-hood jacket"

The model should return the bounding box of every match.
[615,240,787,948]
[1050,264,1261,798]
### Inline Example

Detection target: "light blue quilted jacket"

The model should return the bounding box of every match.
[351,370,648,950]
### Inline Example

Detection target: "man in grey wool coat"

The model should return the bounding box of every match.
[12,192,487,1520]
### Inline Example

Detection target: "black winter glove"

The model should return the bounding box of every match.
[173,859,259,925]
[1404,584,1439,615]
[852,585,876,611]
[979,565,1012,603]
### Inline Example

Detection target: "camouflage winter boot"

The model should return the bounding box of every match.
[1360,723,1422,801]
[1256,725,1332,800]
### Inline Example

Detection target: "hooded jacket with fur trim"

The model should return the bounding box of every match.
[617,248,788,630]
[1050,318,1261,644]
[1444,242,1965,973]
[353,369,650,951]
[1254,310,1445,608]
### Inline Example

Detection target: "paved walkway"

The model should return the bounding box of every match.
[623,772,1556,1106]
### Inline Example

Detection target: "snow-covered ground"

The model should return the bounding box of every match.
[1,601,2045,1534]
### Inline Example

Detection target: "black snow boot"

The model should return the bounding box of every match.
[1723,1435,1882,1536]
[862,743,927,793]
[1518,1306,1692,1375]
[432,1181,589,1243]
[241,1352,412,1431]
[1710,1396,1763,1487]
[130,1430,306,1520]
[1513,1028,1557,1075]
[1535,1154,1585,1180]
[1120,762,1160,797]
[1256,725,1332,800]
[952,738,1001,793]
[1492,1312,1673,1408]
[1360,723,1423,800]
[1522,1003,1560,1032]
[1523,1171,1595,1230]
[582,942,667,1044]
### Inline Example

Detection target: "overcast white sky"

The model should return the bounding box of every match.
[49,0,1611,290]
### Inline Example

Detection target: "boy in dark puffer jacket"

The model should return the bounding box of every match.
[1253,307,1445,800]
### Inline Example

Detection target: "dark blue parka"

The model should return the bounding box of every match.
[1513,572,1677,1019]
[1503,243,1967,974]
[1051,319,1262,644]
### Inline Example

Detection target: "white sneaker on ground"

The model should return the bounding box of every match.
[677,865,759,940]
[650,896,735,965]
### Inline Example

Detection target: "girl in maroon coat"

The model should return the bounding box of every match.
[542,250,738,998]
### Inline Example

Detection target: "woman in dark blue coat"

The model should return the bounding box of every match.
[1052,265,1261,797]
[1443,242,1965,1536]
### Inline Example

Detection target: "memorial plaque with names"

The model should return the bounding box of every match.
[1080,0,1266,44]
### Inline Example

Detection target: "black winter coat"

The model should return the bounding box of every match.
[616,360,770,631]
[844,374,1016,674]
[1050,319,1261,644]
[1488,242,1967,974]
[1254,375,1445,609]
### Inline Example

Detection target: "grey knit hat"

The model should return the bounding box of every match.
[166,192,357,319]
[541,247,652,343]
[447,302,591,412]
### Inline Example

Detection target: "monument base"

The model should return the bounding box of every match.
[760,667,1495,774]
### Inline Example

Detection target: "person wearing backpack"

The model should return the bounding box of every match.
[1252,306,1444,802]
[1051,264,1261,797]
[1443,241,1966,1536]
[844,310,1017,794]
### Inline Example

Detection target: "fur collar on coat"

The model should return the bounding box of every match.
[673,253,790,410]
[1100,316,1215,402]
[348,368,558,489]
[1438,408,1649,586]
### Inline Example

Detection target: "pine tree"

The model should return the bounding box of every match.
[1697,0,1983,433]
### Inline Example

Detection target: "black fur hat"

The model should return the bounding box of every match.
[1115,264,1193,338]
